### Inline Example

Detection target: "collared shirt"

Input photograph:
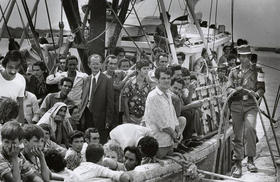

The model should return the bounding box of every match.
[0,150,35,181]
[143,87,179,147]
[227,65,265,96]
[69,162,123,182]
[40,91,75,116]
[65,148,83,170]
[122,77,151,118]
[46,71,88,106]
[23,91,40,123]
[87,71,101,107]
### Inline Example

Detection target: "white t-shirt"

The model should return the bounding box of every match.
[109,123,152,150]
[0,72,26,101]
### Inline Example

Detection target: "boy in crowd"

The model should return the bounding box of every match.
[65,130,84,170]
[22,124,50,181]
[81,128,100,161]
[0,121,43,182]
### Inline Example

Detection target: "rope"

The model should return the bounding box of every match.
[21,0,43,60]
[0,3,12,38]
[207,0,213,48]
[212,0,219,50]
[0,0,11,24]
[15,0,30,43]
[44,0,57,53]
[257,62,280,72]
[130,0,153,52]
[33,5,38,29]
[167,0,173,12]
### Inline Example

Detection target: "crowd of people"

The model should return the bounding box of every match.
[0,34,265,181]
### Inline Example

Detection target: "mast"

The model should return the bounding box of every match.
[158,0,178,64]
[0,0,16,40]
[88,0,106,58]
[62,0,90,74]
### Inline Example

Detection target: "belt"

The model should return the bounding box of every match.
[231,94,251,101]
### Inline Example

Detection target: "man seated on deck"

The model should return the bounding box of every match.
[143,67,186,159]
[227,45,265,178]
[69,144,131,182]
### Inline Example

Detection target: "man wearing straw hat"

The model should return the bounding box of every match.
[227,45,265,178]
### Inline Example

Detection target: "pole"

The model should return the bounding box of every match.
[0,0,16,40]
[158,0,178,64]
[231,0,234,43]
[19,0,40,46]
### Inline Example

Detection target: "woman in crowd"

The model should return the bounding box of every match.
[37,102,73,147]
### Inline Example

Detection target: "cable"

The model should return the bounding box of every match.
[0,0,11,24]
[44,0,57,54]
[257,62,280,72]
[130,0,153,52]
[207,0,213,48]
[212,0,219,50]
[0,3,12,38]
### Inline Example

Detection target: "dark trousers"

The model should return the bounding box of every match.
[79,107,109,144]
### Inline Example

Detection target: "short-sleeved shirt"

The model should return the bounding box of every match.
[0,71,26,101]
[40,92,75,115]
[122,77,151,118]
[23,91,40,123]
[65,148,82,170]
[0,151,35,181]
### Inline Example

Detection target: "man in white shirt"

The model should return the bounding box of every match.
[46,56,88,106]
[0,50,26,123]
[69,144,131,182]
[144,67,185,158]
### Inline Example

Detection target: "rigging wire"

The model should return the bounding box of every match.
[212,0,219,50]
[130,0,153,51]
[15,0,31,44]
[231,0,234,44]
[207,0,213,48]
[33,5,38,29]
[44,0,57,53]
[167,0,173,12]
[0,3,12,38]
[0,0,12,24]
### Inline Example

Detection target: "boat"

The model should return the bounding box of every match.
[0,0,234,181]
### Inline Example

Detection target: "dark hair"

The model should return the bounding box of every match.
[2,50,23,68]
[228,54,237,61]
[181,67,191,77]
[86,144,104,163]
[124,146,142,166]
[84,128,99,140]
[155,67,172,80]
[22,124,44,141]
[251,53,258,64]
[8,38,20,51]
[236,39,248,46]
[39,37,49,45]
[60,77,73,87]
[137,136,158,158]
[136,60,150,70]
[170,64,182,76]
[69,130,84,144]
[118,58,131,68]
[45,149,66,173]
[1,121,24,141]
[223,45,231,52]
[112,47,125,56]
[0,97,19,124]
[171,78,185,87]
[65,55,78,66]
[177,52,185,60]
[201,48,207,57]
[32,61,49,78]
[38,123,52,133]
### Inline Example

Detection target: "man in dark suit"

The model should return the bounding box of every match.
[78,54,114,144]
